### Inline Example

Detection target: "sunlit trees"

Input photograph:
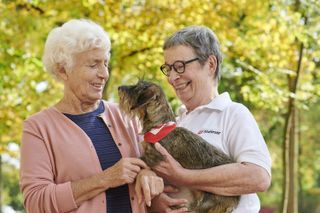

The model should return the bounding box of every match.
[0,0,319,211]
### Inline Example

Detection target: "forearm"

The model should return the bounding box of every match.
[71,171,110,206]
[180,162,271,196]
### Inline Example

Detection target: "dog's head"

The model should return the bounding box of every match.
[118,80,162,117]
[118,80,175,131]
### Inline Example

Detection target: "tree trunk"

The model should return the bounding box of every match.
[281,37,304,213]
[0,154,2,212]
[282,107,299,213]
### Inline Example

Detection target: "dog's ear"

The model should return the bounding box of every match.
[131,89,156,109]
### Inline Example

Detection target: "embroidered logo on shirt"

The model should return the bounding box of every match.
[144,122,176,144]
[197,129,221,135]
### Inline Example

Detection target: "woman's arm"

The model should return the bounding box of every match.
[152,143,271,196]
[20,125,147,213]
[20,128,77,213]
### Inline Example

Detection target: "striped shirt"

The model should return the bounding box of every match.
[65,101,132,213]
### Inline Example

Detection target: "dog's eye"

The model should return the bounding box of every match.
[139,83,150,90]
[143,85,149,89]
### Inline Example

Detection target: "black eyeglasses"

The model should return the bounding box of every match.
[160,58,199,76]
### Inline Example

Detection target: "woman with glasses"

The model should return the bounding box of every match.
[149,26,272,213]
[19,19,163,213]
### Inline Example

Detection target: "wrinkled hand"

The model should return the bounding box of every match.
[153,143,186,186]
[104,158,147,188]
[149,186,188,213]
[135,169,164,207]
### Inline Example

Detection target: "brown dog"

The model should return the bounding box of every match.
[118,80,239,213]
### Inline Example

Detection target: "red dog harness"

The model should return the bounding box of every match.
[144,121,176,144]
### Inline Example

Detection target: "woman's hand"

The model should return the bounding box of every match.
[135,169,164,206]
[148,186,188,213]
[71,158,147,206]
[104,158,148,188]
[152,143,186,186]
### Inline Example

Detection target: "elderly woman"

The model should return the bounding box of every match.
[20,19,163,213]
[149,26,272,213]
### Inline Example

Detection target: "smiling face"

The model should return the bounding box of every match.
[62,48,109,107]
[164,45,217,111]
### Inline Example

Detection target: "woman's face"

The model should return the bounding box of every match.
[164,45,215,111]
[64,48,109,105]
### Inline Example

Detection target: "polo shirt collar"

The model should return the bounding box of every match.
[178,92,232,116]
[204,92,232,111]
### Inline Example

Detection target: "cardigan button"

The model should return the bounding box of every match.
[131,197,134,201]
[118,143,122,146]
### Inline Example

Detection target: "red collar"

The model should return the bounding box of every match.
[144,122,176,144]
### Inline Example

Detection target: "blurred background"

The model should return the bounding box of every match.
[0,0,319,212]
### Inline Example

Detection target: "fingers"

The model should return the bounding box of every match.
[112,158,147,185]
[135,178,143,204]
[142,176,151,206]
[129,158,148,169]
[127,170,139,183]
[151,176,164,197]
[167,207,189,213]
[163,185,179,193]
[167,197,188,208]
[122,158,148,176]
[154,176,164,195]
[140,175,164,207]
[135,172,161,206]
[154,143,170,157]
[159,193,188,213]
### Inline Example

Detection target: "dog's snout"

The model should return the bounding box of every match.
[118,86,129,93]
[118,85,133,93]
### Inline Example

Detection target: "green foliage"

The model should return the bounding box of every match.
[1,160,23,210]
[0,0,319,211]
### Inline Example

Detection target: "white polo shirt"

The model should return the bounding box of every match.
[177,92,271,213]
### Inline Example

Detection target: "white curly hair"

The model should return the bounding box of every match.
[42,19,111,80]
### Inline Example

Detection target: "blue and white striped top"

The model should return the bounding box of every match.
[64,101,132,213]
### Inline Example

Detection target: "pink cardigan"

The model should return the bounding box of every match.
[20,101,146,213]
